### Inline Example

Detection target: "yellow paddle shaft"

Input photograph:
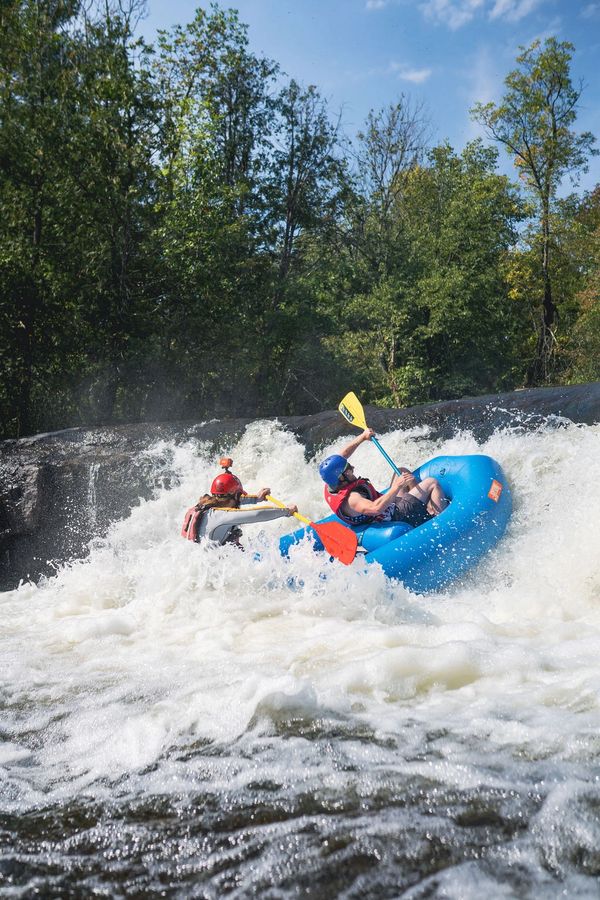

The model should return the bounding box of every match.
[266,494,311,527]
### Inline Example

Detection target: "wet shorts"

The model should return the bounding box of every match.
[392,494,432,528]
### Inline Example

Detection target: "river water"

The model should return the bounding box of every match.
[2,418,600,897]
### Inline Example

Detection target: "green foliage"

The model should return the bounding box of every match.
[472,39,596,200]
[471,37,598,384]
[0,10,598,438]
[322,140,526,407]
[562,187,600,381]
[0,0,160,432]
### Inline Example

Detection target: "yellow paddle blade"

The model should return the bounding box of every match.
[338,392,368,431]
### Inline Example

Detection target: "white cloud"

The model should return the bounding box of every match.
[581,2,599,17]
[420,0,550,28]
[359,60,433,86]
[420,0,486,30]
[464,44,504,140]
[489,0,544,23]
[468,45,502,108]
[366,0,388,9]
[401,67,433,83]
[389,62,433,83]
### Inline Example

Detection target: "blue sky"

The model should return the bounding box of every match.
[139,0,600,192]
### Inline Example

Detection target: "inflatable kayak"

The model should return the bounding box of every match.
[279,454,512,593]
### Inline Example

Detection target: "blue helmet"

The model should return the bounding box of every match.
[319,454,348,487]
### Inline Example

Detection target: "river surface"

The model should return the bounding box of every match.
[2,418,600,897]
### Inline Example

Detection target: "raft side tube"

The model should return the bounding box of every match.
[364,455,512,592]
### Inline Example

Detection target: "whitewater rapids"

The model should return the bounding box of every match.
[1,418,600,897]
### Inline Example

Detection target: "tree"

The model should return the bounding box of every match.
[0,0,81,435]
[397,142,525,401]
[0,0,159,435]
[252,79,345,409]
[149,6,280,417]
[268,81,342,288]
[357,96,430,222]
[472,37,597,384]
[563,186,600,381]
[64,3,159,423]
[316,97,430,407]
[321,140,524,408]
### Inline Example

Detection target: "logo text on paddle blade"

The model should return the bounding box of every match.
[339,403,354,424]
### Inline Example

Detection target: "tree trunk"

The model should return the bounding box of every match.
[527,202,557,385]
[16,202,43,436]
[387,327,401,407]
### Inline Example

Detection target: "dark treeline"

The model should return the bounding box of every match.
[1,1,599,438]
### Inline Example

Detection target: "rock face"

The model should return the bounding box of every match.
[2,382,600,590]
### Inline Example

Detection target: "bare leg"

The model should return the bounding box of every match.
[409,477,449,516]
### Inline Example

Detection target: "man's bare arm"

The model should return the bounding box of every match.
[339,428,375,460]
[345,473,407,516]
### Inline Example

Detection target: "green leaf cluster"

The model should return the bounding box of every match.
[1,10,598,437]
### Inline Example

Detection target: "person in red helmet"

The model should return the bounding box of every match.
[181,457,297,548]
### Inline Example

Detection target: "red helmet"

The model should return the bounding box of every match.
[211,472,244,496]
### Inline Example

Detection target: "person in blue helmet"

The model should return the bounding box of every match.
[319,428,448,528]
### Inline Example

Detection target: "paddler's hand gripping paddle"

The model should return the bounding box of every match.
[267,494,357,566]
[338,391,403,476]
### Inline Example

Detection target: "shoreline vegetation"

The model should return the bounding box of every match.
[1,3,599,440]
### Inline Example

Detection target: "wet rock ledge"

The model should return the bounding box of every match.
[1,382,599,590]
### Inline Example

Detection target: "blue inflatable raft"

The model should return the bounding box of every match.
[279,454,512,593]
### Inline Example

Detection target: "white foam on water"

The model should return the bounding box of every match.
[2,418,600,837]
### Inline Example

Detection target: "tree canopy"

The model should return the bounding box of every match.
[472,37,598,383]
[1,6,598,438]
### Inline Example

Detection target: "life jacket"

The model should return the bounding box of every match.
[181,505,203,541]
[181,503,243,545]
[324,478,382,526]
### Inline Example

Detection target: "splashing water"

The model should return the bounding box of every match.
[86,462,100,529]
[2,418,600,897]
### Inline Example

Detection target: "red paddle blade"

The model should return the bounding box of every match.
[311,520,358,566]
